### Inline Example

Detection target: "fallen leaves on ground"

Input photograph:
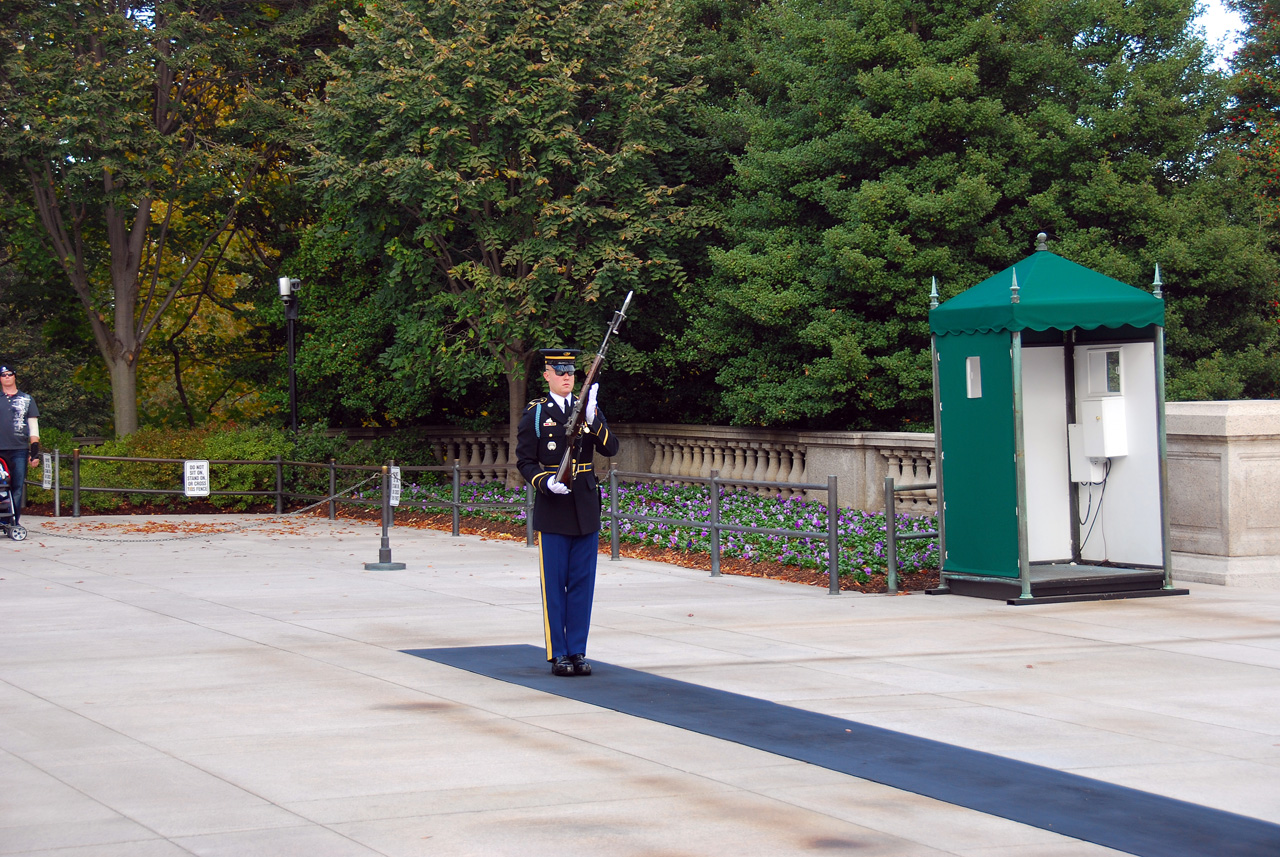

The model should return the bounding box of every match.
[27,502,938,594]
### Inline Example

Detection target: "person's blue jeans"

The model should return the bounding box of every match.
[1,450,28,524]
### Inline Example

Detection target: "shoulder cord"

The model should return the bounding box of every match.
[535,402,542,438]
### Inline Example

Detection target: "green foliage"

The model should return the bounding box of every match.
[0,285,111,436]
[685,0,1260,429]
[26,423,455,511]
[6,0,1280,442]
[1227,0,1280,224]
[201,426,295,510]
[70,427,211,509]
[1157,187,1280,399]
[0,1,352,436]
[291,423,349,466]
[301,0,709,441]
[33,426,76,456]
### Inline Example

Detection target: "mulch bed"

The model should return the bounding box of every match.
[24,500,938,595]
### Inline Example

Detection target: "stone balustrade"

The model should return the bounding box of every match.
[594,423,938,514]
[425,434,513,483]
[410,423,938,513]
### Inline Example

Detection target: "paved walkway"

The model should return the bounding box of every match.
[2,513,1279,856]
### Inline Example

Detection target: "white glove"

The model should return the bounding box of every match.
[585,383,599,424]
[546,476,571,495]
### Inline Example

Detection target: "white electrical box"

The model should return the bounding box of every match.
[1079,397,1127,458]
[1067,423,1107,483]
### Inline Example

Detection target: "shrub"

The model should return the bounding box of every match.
[27,423,458,512]
[201,425,294,510]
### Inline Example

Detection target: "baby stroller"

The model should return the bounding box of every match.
[0,455,26,541]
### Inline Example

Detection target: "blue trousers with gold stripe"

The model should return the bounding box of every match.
[538,531,599,661]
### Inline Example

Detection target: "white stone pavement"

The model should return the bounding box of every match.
[2,513,1279,856]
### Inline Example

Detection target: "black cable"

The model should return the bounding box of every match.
[1079,459,1111,551]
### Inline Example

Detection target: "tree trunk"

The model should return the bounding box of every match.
[107,356,139,436]
[506,369,528,489]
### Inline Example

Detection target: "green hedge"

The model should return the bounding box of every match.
[24,424,451,512]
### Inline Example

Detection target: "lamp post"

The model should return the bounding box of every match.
[278,276,301,433]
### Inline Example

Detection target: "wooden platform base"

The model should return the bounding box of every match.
[927,564,1189,605]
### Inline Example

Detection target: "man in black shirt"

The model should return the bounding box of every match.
[0,365,40,530]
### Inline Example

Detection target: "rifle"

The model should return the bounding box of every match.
[554,291,633,488]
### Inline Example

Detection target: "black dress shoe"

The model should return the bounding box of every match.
[569,653,591,676]
[551,656,575,677]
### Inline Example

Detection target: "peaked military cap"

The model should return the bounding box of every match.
[540,348,580,374]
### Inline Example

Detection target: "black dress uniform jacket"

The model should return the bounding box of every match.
[516,395,620,536]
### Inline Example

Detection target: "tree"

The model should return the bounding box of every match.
[1228,0,1280,224]
[0,1,343,435]
[687,0,1253,429]
[0,265,111,436]
[302,0,706,470]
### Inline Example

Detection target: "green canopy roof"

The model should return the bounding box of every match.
[929,252,1164,336]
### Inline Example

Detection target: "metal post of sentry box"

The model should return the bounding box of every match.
[1012,330,1032,600]
[928,277,947,591]
[1153,266,1176,590]
[1010,270,1032,601]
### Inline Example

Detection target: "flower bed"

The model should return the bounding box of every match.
[368,479,938,583]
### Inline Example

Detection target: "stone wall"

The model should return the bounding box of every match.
[601,424,938,515]
[1166,402,1280,587]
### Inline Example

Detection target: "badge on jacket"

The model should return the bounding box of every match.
[548,441,557,451]
[543,418,555,426]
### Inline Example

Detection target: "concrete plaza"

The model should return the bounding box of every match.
[2,512,1279,856]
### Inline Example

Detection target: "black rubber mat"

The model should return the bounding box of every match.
[404,644,1280,857]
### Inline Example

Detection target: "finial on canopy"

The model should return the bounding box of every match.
[1010,268,1020,304]
[1152,263,1163,300]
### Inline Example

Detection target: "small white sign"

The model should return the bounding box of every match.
[41,453,52,489]
[184,460,210,498]
[389,466,402,507]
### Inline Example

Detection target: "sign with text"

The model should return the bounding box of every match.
[41,453,52,489]
[184,460,210,498]
[389,465,402,507]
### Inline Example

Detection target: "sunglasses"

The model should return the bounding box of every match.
[549,367,575,377]
[0,372,13,377]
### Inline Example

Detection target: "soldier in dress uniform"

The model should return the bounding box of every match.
[516,348,619,676]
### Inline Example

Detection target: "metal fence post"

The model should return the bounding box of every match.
[710,470,721,577]
[884,476,899,594]
[53,449,60,518]
[328,458,337,520]
[72,448,80,518]
[451,459,461,537]
[827,475,840,594]
[364,463,406,570]
[609,465,620,561]
[274,455,284,514]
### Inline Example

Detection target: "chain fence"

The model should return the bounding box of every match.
[26,473,381,544]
